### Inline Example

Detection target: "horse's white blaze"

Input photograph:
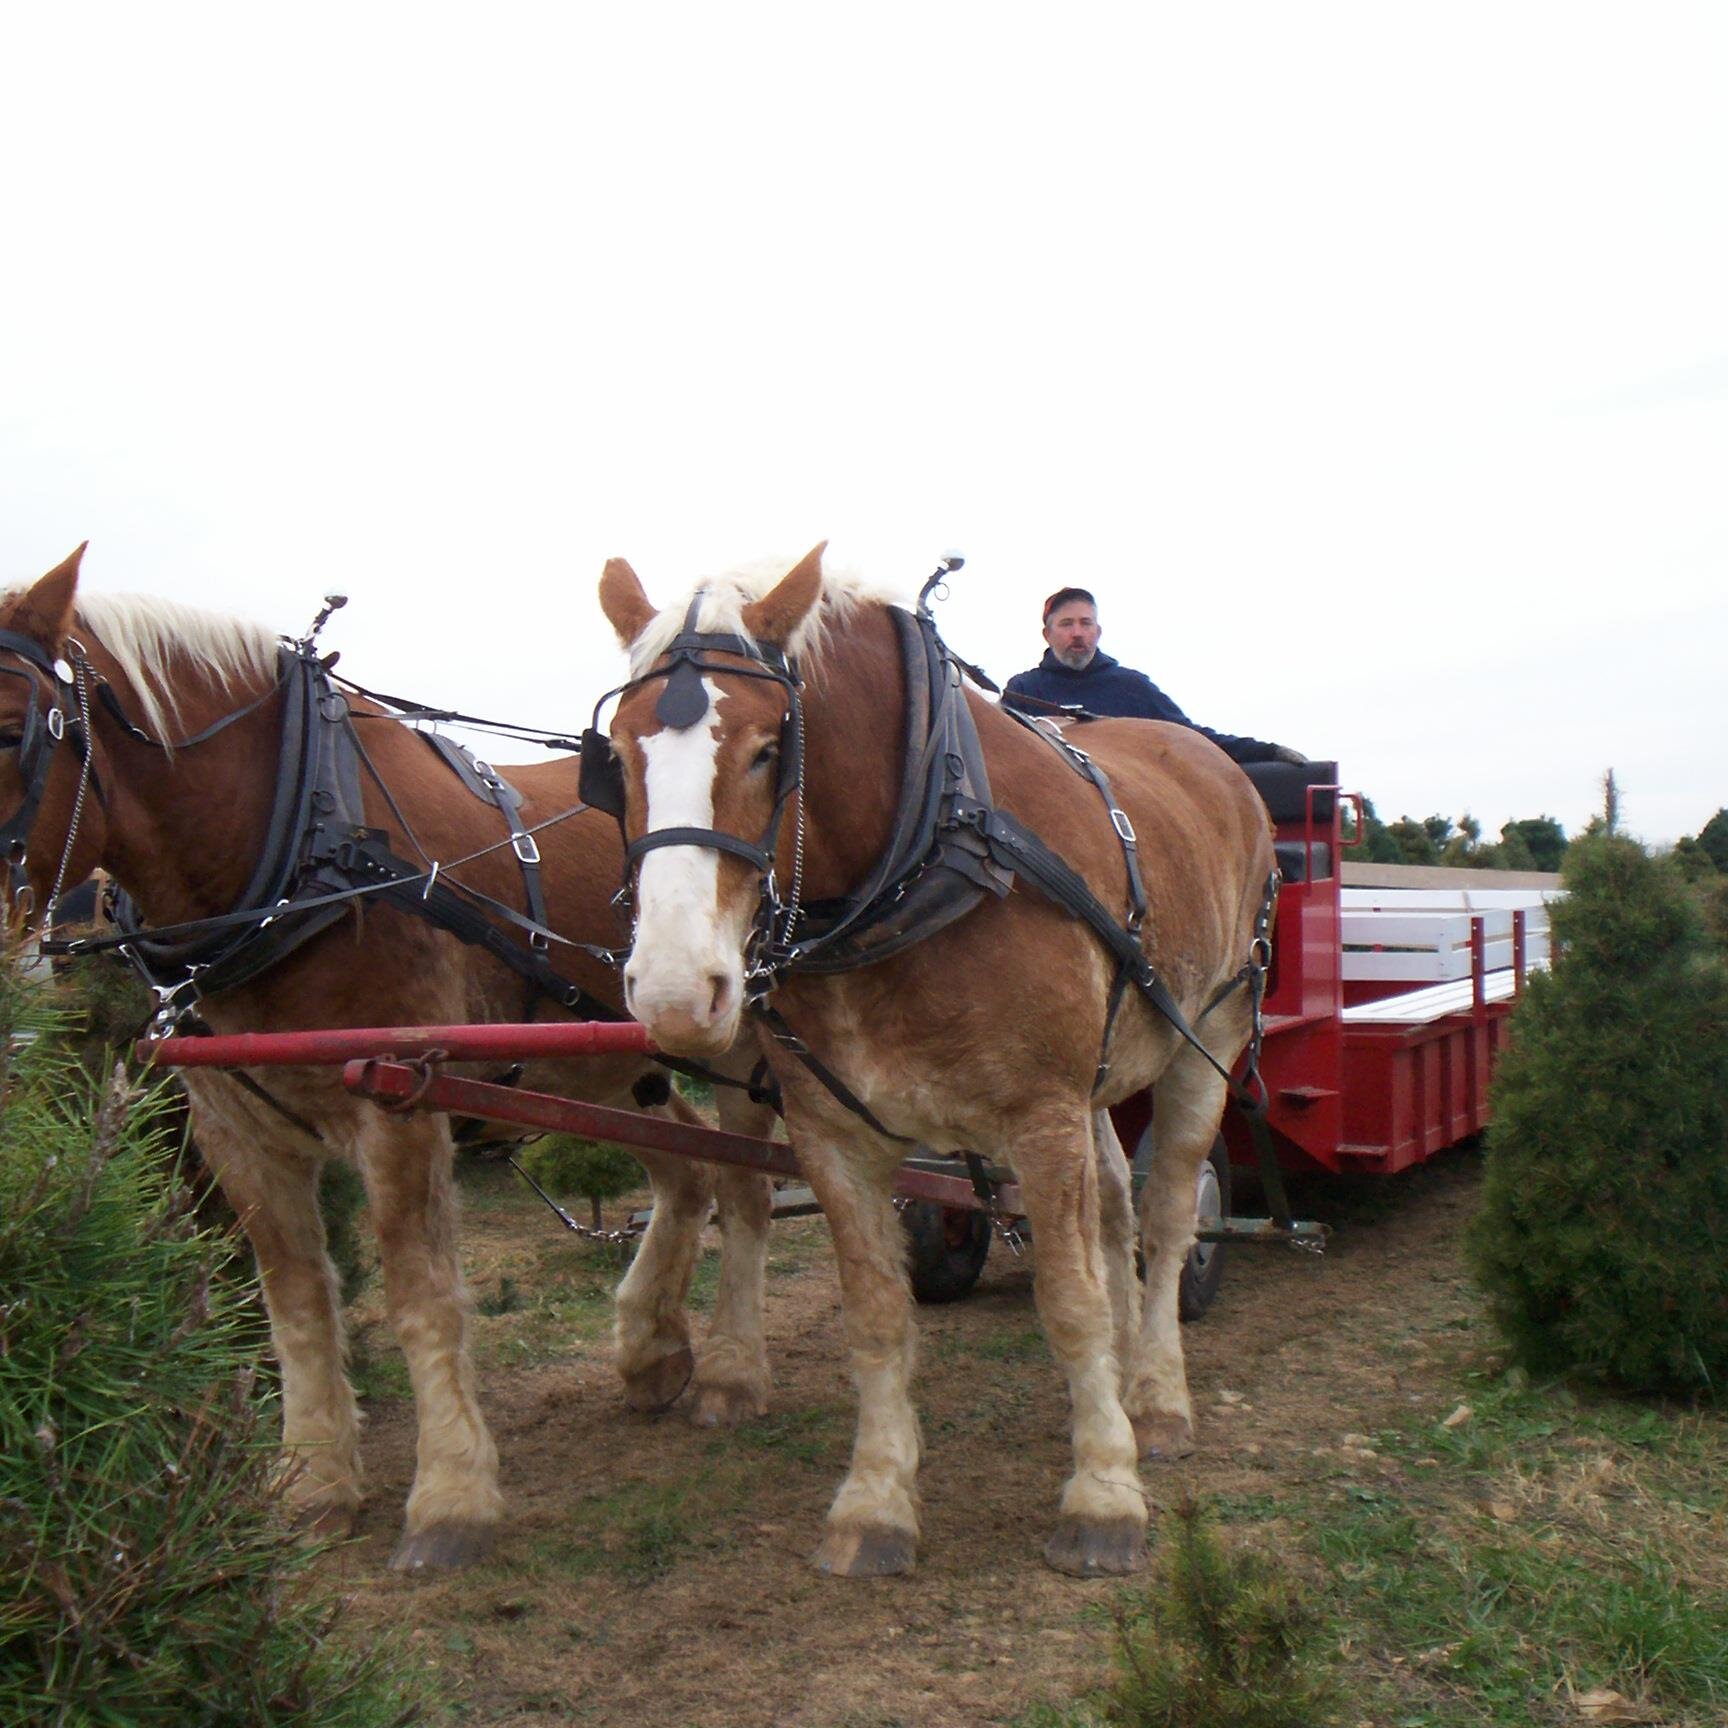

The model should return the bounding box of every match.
[624,680,748,1042]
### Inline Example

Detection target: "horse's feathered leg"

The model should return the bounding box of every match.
[1125,1028,1243,1461]
[356,1110,501,1572]
[186,1081,363,1536]
[613,1127,714,1413]
[1092,1108,1143,1384]
[689,1094,776,1427]
[795,1117,921,1579]
[1011,1102,1148,1577]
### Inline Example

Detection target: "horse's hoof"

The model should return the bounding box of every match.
[687,1380,769,1429]
[389,1521,496,1574]
[812,1522,917,1579]
[292,1500,359,1542]
[1133,1413,1195,1461]
[1044,1516,1147,1578]
[621,1344,695,1413]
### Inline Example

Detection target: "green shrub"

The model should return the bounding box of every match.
[0,967,428,1727]
[1093,1497,1342,1728]
[1470,834,1728,1396]
[517,1134,643,1230]
[319,1157,371,1308]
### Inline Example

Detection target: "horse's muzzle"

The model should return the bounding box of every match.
[624,965,742,1058]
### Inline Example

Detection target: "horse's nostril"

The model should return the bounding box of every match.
[707,973,731,1021]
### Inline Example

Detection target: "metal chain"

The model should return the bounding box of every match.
[507,1156,643,1245]
[779,758,807,949]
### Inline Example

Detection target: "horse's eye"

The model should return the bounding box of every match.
[0,730,22,749]
[750,742,778,772]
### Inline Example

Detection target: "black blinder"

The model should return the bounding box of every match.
[654,657,710,730]
[578,727,627,819]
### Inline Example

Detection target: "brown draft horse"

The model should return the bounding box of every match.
[0,548,776,1571]
[597,546,1275,1577]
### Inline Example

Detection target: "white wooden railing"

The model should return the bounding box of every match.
[1339,887,1564,1025]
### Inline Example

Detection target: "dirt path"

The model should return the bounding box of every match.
[329,1150,1486,1726]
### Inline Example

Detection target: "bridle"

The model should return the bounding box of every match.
[578,589,808,1000]
[0,622,301,945]
[0,629,102,934]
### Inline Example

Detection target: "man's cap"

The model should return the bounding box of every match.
[1042,586,1096,623]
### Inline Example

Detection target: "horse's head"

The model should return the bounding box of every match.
[596,545,826,1056]
[0,547,109,925]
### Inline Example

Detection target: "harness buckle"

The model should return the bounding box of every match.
[46,708,64,742]
[512,832,541,866]
[147,976,202,1038]
[1110,807,1137,844]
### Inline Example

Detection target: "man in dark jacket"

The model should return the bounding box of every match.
[1002,586,1306,765]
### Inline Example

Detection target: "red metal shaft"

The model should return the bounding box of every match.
[345,1060,800,1178]
[136,1020,656,1070]
[341,1061,1021,1215]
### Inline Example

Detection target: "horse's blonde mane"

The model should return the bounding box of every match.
[70,592,283,740]
[626,555,906,679]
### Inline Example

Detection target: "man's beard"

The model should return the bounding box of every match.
[1053,645,1096,670]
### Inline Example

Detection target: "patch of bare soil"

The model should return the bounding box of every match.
[326,1150,1488,1726]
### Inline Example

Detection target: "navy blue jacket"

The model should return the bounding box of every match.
[1003,650,1193,724]
[1002,650,1287,763]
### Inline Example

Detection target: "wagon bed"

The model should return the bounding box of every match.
[1128,765,1563,1179]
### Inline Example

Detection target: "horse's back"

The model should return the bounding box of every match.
[983,706,1271,881]
[1068,718,1271,869]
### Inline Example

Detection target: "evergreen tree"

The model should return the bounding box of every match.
[1697,808,1728,872]
[1469,834,1728,1395]
[1384,817,1441,866]
[1501,815,1567,872]
[0,960,427,1726]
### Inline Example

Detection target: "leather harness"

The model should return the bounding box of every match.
[27,641,621,1034]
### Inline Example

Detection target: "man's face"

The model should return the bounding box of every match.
[1043,600,1100,670]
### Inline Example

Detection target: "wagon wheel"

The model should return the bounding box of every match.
[1131,1126,1231,1321]
[902,1198,992,1304]
[1177,1135,1231,1322]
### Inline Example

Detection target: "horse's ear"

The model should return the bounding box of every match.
[741,542,826,648]
[599,557,659,648]
[13,543,87,645]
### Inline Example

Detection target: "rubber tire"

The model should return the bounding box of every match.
[903,1200,992,1304]
[1177,1135,1231,1322]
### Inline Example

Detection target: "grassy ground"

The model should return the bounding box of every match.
[324,1151,1727,1727]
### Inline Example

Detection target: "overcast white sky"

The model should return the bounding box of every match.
[3,4,1723,843]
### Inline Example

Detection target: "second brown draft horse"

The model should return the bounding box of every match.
[0,548,776,1572]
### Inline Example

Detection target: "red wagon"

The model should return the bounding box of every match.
[1111,761,1559,1176]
